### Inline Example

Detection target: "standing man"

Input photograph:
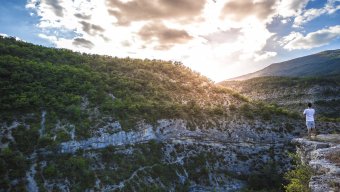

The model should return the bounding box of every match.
[303,102,316,138]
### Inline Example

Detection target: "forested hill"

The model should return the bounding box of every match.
[229,49,340,81]
[0,36,210,125]
[1,35,286,130]
[1,35,303,129]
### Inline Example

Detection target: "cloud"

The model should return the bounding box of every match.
[326,0,340,14]
[0,33,23,41]
[274,0,340,27]
[281,25,340,50]
[25,0,340,81]
[277,0,309,18]
[121,40,131,47]
[80,21,105,36]
[106,0,206,25]
[201,28,242,45]
[138,22,192,50]
[254,51,277,62]
[293,8,325,27]
[0,33,9,37]
[42,0,64,17]
[220,0,277,21]
[293,0,340,27]
[73,37,95,49]
[74,13,91,20]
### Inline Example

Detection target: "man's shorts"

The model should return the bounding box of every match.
[306,121,315,129]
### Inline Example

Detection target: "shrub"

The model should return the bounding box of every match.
[43,164,58,179]
[240,103,254,119]
[37,136,55,148]
[229,104,236,111]
[11,125,39,154]
[284,154,313,192]
[246,161,284,191]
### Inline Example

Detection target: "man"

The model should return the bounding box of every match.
[303,102,316,138]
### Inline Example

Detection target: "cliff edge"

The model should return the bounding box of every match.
[292,134,340,192]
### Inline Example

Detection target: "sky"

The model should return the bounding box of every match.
[0,0,339,82]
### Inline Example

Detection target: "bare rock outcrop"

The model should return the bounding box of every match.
[292,134,340,192]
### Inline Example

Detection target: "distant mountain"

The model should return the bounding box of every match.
[229,49,340,81]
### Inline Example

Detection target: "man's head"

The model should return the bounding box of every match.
[308,102,312,108]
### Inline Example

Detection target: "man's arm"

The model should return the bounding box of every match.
[303,109,306,115]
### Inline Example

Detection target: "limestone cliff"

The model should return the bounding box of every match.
[292,134,340,192]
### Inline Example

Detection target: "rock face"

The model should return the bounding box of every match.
[60,119,291,153]
[1,114,300,191]
[55,119,293,191]
[292,134,340,192]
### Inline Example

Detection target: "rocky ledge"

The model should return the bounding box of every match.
[292,134,340,192]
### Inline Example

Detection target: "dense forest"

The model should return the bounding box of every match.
[0,36,298,130]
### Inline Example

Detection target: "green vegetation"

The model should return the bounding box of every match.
[318,116,340,123]
[236,102,299,121]
[240,147,287,192]
[221,76,340,121]
[0,36,250,131]
[1,36,300,131]
[33,141,190,191]
[314,99,340,120]
[11,125,39,154]
[284,153,313,192]
[0,148,29,191]
[0,35,302,139]
[246,161,284,191]
[37,155,95,191]
[223,76,340,90]
[255,102,300,120]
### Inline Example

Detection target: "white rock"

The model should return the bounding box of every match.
[292,135,340,192]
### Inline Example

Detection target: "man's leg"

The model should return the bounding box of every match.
[311,121,316,136]
[306,121,312,138]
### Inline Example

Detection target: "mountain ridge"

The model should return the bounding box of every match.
[227,49,340,81]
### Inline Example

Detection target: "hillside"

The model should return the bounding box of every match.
[220,76,340,125]
[0,36,328,191]
[0,36,248,130]
[230,49,340,80]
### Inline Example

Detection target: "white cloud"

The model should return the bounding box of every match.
[293,8,325,27]
[254,51,277,62]
[277,0,310,18]
[293,0,340,27]
[0,33,9,37]
[281,25,340,50]
[0,33,22,41]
